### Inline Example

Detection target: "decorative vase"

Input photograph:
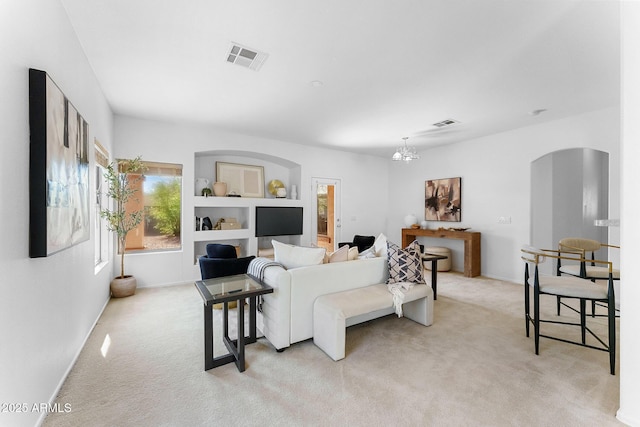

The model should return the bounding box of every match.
[420,220,428,229]
[195,178,210,196]
[404,214,418,228]
[290,185,297,200]
[213,181,227,197]
[110,275,137,298]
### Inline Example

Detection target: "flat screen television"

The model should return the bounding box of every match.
[255,206,303,237]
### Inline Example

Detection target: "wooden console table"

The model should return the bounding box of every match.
[402,228,481,277]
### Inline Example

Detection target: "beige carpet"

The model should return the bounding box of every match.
[43,273,623,426]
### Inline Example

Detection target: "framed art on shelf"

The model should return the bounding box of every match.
[29,68,90,257]
[425,177,461,222]
[216,161,265,198]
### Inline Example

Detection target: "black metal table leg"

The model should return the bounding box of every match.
[431,260,438,300]
[204,303,214,370]
[235,300,245,372]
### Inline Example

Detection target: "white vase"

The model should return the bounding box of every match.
[290,185,297,200]
[420,220,428,229]
[404,214,418,228]
[195,178,209,196]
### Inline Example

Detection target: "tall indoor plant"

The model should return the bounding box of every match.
[100,156,146,297]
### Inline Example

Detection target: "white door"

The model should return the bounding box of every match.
[310,178,341,252]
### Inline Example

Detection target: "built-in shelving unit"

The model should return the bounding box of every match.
[192,151,303,264]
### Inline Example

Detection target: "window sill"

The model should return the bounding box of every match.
[94,260,109,275]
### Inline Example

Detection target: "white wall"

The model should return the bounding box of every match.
[0,1,114,426]
[113,115,390,287]
[618,2,640,425]
[386,106,620,283]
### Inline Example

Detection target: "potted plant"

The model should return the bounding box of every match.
[100,156,146,297]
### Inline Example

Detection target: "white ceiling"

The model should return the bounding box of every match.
[60,0,620,157]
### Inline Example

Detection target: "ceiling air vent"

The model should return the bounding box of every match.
[432,118,459,128]
[226,43,268,71]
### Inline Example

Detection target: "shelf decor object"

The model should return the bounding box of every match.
[268,179,285,196]
[216,162,264,198]
[212,181,227,196]
[425,177,462,222]
[29,68,90,257]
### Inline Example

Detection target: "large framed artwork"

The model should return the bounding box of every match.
[216,162,264,198]
[29,69,90,257]
[425,177,461,222]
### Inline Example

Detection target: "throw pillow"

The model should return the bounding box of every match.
[358,246,377,259]
[327,244,349,263]
[348,246,359,261]
[272,240,326,269]
[373,233,388,257]
[386,240,424,284]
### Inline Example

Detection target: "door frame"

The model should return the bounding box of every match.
[310,177,341,252]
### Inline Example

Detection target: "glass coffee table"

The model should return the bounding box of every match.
[194,274,273,372]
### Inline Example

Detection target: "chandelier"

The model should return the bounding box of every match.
[392,137,420,162]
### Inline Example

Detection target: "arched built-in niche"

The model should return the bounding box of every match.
[192,150,303,261]
[530,148,609,274]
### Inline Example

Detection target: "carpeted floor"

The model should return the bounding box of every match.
[43,273,623,426]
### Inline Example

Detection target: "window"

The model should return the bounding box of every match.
[94,140,109,267]
[123,161,182,252]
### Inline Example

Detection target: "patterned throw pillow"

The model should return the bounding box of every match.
[386,240,424,284]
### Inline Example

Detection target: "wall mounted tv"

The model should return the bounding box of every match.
[255,206,303,237]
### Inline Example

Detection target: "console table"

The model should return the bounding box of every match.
[402,228,481,277]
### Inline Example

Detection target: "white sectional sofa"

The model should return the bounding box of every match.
[256,256,434,351]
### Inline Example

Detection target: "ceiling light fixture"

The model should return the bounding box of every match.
[392,137,420,163]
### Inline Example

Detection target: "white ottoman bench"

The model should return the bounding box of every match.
[313,283,433,361]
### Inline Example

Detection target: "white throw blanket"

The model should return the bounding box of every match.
[387,282,415,317]
[248,257,285,312]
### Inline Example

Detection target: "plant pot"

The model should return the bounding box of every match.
[110,275,137,298]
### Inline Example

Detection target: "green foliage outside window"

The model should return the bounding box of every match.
[148,178,181,236]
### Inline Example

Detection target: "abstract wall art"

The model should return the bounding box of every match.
[29,69,90,257]
[425,177,461,222]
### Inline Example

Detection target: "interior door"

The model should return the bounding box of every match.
[311,178,341,252]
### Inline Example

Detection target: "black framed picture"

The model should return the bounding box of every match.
[29,68,90,257]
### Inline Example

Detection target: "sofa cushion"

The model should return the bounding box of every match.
[387,240,424,284]
[358,246,377,259]
[348,246,359,261]
[327,244,349,263]
[373,233,388,257]
[272,240,326,269]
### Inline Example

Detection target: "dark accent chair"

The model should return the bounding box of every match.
[199,243,255,280]
[338,235,375,253]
